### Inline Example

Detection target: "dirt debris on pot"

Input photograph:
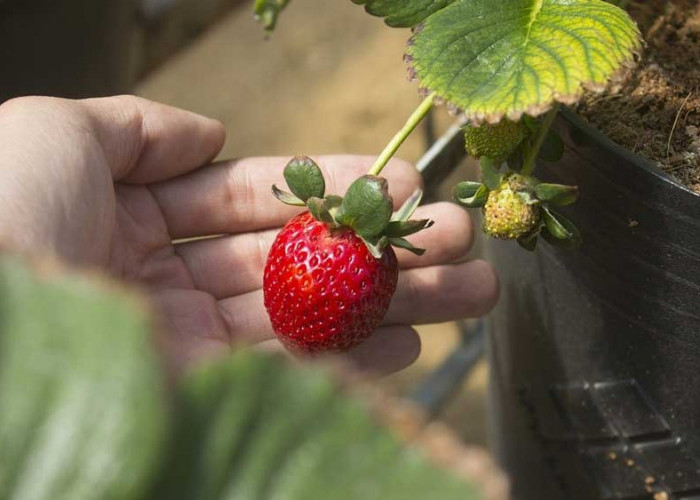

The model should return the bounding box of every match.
[577,0,700,193]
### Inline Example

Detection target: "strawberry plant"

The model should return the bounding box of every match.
[356,0,640,251]
[254,0,641,352]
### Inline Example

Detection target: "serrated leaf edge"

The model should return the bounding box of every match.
[403,2,643,125]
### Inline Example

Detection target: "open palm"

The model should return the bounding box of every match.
[0,96,498,375]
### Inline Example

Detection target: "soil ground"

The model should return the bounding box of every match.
[578,0,700,193]
[136,1,488,446]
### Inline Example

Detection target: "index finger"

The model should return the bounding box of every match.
[149,155,423,238]
[80,95,226,183]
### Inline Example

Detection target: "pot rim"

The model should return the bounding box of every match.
[562,107,700,201]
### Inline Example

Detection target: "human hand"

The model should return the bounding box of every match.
[0,96,498,375]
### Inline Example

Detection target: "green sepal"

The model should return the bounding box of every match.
[453,181,488,208]
[336,175,393,240]
[480,157,503,191]
[283,156,325,202]
[535,183,579,206]
[516,225,542,252]
[385,219,434,238]
[538,130,565,163]
[541,229,582,250]
[506,173,539,205]
[324,195,343,209]
[392,189,423,222]
[271,185,306,206]
[307,197,335,225]
[364,236,390,259]
[516,189,539,206]
[541,206,582,248]
[517,236,538,252]
[388,237,426,256]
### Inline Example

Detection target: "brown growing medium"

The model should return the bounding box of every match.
[577,0,700,193]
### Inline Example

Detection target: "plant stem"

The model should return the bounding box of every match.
[521,104,559,176]
[368,92,436,176]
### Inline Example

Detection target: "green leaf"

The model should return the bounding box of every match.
[392,188,423,222]
[336,175,393,240]
[542,206,582,248]
[0,256,166,500]
[254,0,291,31]
[272,185,306,206]
[407,0,642,123]
[453,182,489,208]
[158,350,492,500]
[480,157,503,191]
[535,183,579,206]
[385,219,434,238]
[351,0,457,27]
[284,156,325,202]
[537,129,565,162]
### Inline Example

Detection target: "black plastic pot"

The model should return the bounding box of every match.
[488,108,700,500]
[0,0,137,101]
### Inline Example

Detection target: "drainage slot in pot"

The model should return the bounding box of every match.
[550,383,618,440]
[592,379,672,441]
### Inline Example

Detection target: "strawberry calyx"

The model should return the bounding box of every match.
[272,156,434,258]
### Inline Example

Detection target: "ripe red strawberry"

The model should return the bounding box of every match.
[264,156,433,354]
[264,212,398,353]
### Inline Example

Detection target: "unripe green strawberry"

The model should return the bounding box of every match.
[464,120,529,162]
[482,177,539,240]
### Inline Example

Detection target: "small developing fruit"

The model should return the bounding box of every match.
[464,120,529,162]
[483,178,540,240]
[263,212,398,354]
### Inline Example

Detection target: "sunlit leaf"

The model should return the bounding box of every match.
[407,0,641,123]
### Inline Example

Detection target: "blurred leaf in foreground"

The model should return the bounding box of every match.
[0,256,167,500]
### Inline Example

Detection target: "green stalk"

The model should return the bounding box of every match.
[521,104,559,176]
[368,92,436,176]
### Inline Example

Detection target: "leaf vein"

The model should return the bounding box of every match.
[416,8,532,77]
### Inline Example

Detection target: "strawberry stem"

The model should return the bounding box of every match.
[521,104,559,176]
[368,92,436,176]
